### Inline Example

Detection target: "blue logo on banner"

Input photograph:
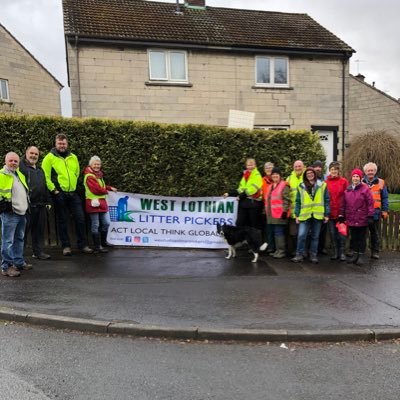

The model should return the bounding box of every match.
[125,236,132,243]
[142,237,149,243]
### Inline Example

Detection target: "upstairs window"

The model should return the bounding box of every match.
[255,56,289,87]
[0,79,10,101]
[148,50,188,82]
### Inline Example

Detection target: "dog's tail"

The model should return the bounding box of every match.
[259,242,268,251]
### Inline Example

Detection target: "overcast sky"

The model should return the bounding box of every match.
[1,0,399,116]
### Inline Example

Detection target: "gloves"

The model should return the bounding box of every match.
[382,211,388,220]
[281,211,287,219]
[368,217,374,226]
[338,215,345,223]
[238,192,247,200]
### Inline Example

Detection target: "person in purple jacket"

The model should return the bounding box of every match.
[338,168,374,266]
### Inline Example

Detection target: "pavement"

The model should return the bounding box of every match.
[1,247,400,342]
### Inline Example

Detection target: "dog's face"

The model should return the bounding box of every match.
[216,223,227,241]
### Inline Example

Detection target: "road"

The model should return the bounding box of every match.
[1,323,399,400]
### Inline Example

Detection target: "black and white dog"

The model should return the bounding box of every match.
[216,223,267,263]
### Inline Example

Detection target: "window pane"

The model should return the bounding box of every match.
[0,80,8,100]
[170,52,186,80]
[256,58,270,84]
[149,52,167,80]
[274,58,287,84]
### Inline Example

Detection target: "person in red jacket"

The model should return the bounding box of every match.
[325,162,349,261]
[83,156,117,253]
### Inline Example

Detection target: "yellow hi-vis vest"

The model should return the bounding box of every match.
[297,182,327,221]
[0,168,28,201]
[286,170,303,218]
[238,169,263,201]
[83,173,106,200]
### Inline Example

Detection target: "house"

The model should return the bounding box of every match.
[349,73,400,140]
[0,23,62,116]
[63,0,354,164]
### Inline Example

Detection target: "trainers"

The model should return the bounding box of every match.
[310,254,319,264]
[1,267,21,277]
[63,247,72,256]
[32,253,51,260]
[371,251,380,260]
[81,246,94,254]
[18,262,33,271]
[291,255,304,263]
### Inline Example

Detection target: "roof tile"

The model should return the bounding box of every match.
[63,0,354,53]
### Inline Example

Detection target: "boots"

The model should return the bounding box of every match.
[347,252,359,264]
[338,243,346,262]
[330,241,339,260]
[100,231,112,248]
[92,233,108,253]
[355,253,367,266]
[272,235,286,259]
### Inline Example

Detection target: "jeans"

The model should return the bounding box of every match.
[271,224,286,236]
[296,218,323,256]
[25,205,47,256]
[1,212,26,270]
[89,212,110,234]
[53,191,87,249]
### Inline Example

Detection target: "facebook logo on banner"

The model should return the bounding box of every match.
[125,236,132,243]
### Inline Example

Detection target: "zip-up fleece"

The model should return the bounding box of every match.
[41,148,80,192]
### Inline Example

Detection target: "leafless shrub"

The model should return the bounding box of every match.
[343,130,400,192]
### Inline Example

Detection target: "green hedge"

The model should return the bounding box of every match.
[0,115,325,196]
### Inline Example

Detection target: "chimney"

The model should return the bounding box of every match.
[185,0,206,8]
[355,73,365,81]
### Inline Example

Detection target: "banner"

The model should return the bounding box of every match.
[107,192,238,248]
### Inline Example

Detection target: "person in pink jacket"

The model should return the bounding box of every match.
[339,168,374,266]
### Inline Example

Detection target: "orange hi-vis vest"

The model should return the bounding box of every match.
[370,178,385,209]
[264,180,289,218]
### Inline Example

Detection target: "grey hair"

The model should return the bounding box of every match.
[264,162,274,169]
[363,162,377,173]
[89,155,101,166]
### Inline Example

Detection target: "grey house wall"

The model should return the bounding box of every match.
[0,24,62,116]
[67,42,350,158]
[349,75,400,140]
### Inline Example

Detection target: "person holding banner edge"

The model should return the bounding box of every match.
[223,158,263,230]
[83,156,117,253]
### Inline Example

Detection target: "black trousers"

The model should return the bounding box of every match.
[25,205,47,256]
[368,219,380,252]
[236,202,263,230]
[349,226,367,254]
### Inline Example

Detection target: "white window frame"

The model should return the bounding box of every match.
[0,79,10,102]
[255,56,289,88]
[148,50,188,83]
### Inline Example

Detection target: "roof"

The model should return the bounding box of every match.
[0,23,63,89]
[63,0,354,54]
[350,74,400,105]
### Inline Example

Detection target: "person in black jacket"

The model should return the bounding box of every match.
[19,146,51,260]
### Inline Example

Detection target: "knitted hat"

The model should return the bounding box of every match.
[312,160,323,168]
[351,168,363,179]
[271,167,282,176]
